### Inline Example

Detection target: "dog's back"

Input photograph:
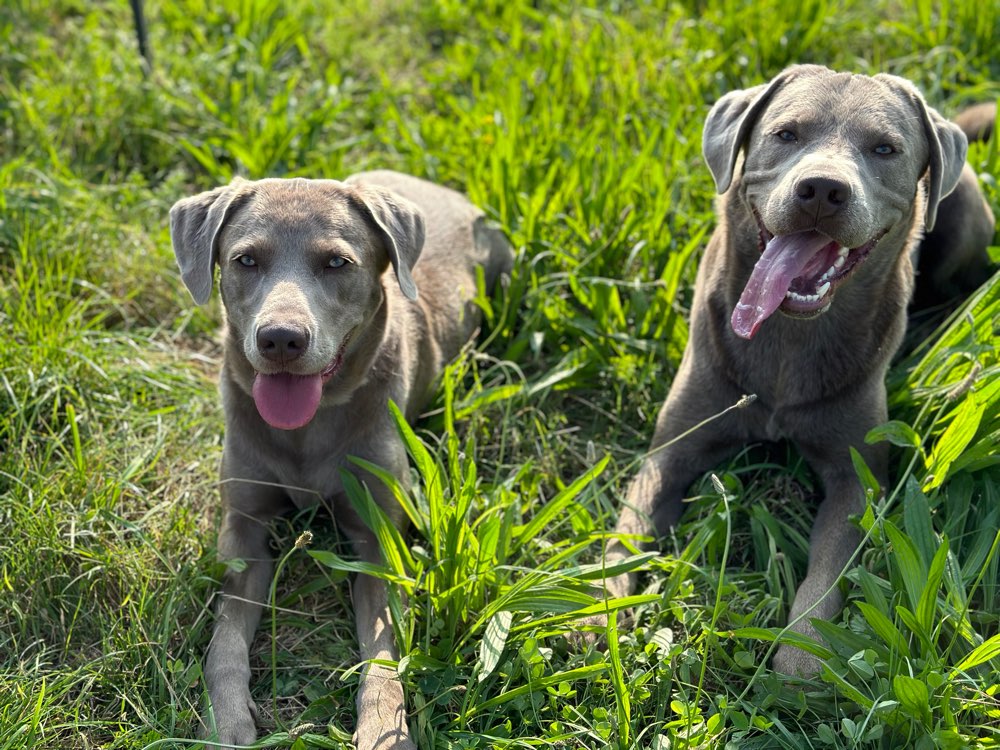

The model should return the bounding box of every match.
[348,170,514,366]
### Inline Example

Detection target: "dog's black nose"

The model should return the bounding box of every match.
[795,176,851,210]
[256,324,310,363]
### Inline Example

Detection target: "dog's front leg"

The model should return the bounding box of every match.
[603,361,747,600]
[346,521,416,750]
[202,484,285,748]
[775,420,888,676]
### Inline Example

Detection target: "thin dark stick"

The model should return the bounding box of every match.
[129,0,152,73]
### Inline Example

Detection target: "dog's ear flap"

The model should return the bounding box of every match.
[703,65,828,194]
[875,74,968,232]
[916,99,968,232]
[351,185,425,300]
[169,179,252,305]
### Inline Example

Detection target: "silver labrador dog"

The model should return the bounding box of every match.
[599,65,994,675]
[170,171,513,749]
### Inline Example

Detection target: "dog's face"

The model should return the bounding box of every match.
[170,178,425,429]
[702,65,968,338]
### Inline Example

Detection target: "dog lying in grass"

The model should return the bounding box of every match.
[170,171,512,749]
[597,65,994,675]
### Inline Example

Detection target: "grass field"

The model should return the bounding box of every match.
[2,1,999,748]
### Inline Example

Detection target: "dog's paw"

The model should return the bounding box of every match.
[353,721,416,750]
[200,690,259,750]
[565,613,610,650]
[772,643,823,678]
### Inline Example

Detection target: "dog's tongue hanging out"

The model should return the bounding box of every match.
[251,373,323,430]
[731,230,833,339]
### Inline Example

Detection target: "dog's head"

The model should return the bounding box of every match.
[169,177,425,429]
[702,64,968,338]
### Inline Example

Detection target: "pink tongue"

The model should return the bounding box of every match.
[251,373,323,430]
[731,230,832,340]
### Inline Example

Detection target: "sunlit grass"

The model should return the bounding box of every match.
[1,0,998,748]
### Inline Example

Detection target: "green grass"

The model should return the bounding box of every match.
[1,0,998,748]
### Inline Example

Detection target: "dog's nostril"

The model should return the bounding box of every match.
[797,183,816,201]
[796,176,851,209]
[256,325,310,362]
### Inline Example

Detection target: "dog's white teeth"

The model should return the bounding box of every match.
[786,290,819,303]
[817,250,848,284]
[786,283,830,304]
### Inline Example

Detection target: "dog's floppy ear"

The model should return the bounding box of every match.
[915,98,968,232]
[703,65,829,194]
[350,185,425,300]
[169,179,252,305]
[875,75,967,232]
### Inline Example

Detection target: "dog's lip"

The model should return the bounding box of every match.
[317,333,354,382]
[255,332,353,382]
[319,344,346,381]
[752,211,886,313]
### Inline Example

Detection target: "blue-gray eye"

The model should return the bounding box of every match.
[777,130,797,142]
[873,144,895,155]
[327,256,348,269]
[237,255,256,267]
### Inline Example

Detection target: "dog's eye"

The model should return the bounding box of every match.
[236,255,257,268]
[327,256,348,269]
[873,144,896,155]
[776,129,798,142]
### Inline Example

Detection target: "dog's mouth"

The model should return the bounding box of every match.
[250,336,351,431]
[730,214,884,340]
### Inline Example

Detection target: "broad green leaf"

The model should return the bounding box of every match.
[454,383,523,420]
[349,455,425,538]
[550,551,658,581]
[340,469,417,576]
[387,400,445,528]
[820,664,875,709]
[855,567,890,615]
[893,674,930,726]
[903,477,935,568]
[866,420,923,451]
[499,588,596,613]
[457,665,608,719]
[923,386,987,491]
[951,633,1000,676]
[606,611,631,744]
[478,611,513,682]
[813,619,876,655]
[850,447,882,499]
[917,536,949,634]
[894,606,932,653]
[885,521,926,612]
[728,627,834,660]
[308,550,413,586]
[856,602,910,657]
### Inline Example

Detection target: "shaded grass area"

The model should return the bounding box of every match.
[1,0,998,748]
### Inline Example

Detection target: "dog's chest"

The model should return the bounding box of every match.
[253,425,357,509]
